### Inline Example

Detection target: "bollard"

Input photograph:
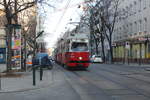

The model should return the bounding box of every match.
[40,66,43,81]
[39,57,43,81]
[33,66,36,86]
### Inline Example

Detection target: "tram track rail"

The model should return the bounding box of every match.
[88,65,150,99]
[55,63,150,99]
[94,65,150,86]
[56,65,113,100]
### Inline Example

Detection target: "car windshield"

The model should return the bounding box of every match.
[36,53,48,59]
[71,42,88,52]
[95,56,101,58]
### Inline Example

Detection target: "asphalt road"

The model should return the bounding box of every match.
[0,63,150,100]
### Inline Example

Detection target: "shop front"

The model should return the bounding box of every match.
[113,36,150,64]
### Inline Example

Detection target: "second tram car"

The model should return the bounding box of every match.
[55,32,90,69]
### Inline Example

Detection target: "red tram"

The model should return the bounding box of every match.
[54,32,90,69]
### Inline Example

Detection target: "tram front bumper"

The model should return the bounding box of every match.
[67,61,90,67]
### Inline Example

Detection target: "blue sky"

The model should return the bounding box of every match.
[42,0,84,48]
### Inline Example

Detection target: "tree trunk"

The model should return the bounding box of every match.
[6,26,13,72]
[101,36,105,62]
[21,35,24,70]
[95,39,99,55]
[24,36,27,70]
[109,39,113,63]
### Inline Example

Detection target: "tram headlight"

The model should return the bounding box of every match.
[79,57,82,60]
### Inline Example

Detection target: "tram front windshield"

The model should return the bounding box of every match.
[71,42,88,52]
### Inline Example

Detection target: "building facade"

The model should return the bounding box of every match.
[0,27,6,63]
[113,0,150,64]
[0,10,6,63]
[36,14,46,52]
[36,2,46,52]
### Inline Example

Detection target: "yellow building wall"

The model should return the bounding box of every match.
[132,44,137,59]
[114,46,124,58]
[114,43,149,62]
[141,44,145,58]
[146,44,150,58]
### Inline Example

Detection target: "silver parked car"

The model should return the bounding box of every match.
[91,55,103,63]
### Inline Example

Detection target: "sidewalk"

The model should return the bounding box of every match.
[113,62,150,67]
[0,68,53,93]
[112,62,150,72]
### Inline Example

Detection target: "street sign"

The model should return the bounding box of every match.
[112,43,116,47]
[125,42,130,49]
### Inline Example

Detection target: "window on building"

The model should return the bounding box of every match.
[144,18,147,33]
[122,8,125,18]
[126,6,129,18]
[130,23,133,35]
[117,28,119,36]
[143,0,147,9]
[134,1,137,14]
[139,20,142,32]
[148,0,150,7]
[139,0,142,12]
[137,21,140,33]
[134,21,137,34]
[130,4,133,16]
[126,24,129,34]
[119,27,122,36]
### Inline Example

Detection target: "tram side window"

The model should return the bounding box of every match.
[66,41,70,52]
[66,44,69,52]
[62,44,65,52]
[71,42,88,51]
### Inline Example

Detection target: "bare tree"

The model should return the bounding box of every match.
[90,8,106,61]
[87,0,120,63]
[99,0,120,63]
[83,1,106,61]
[0,0,52,72]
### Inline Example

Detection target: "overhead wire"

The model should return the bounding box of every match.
[53,0,72,32]
[54,0,95,13]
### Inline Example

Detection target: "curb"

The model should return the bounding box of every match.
[0,82,54,93]
[109,63,150,67]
